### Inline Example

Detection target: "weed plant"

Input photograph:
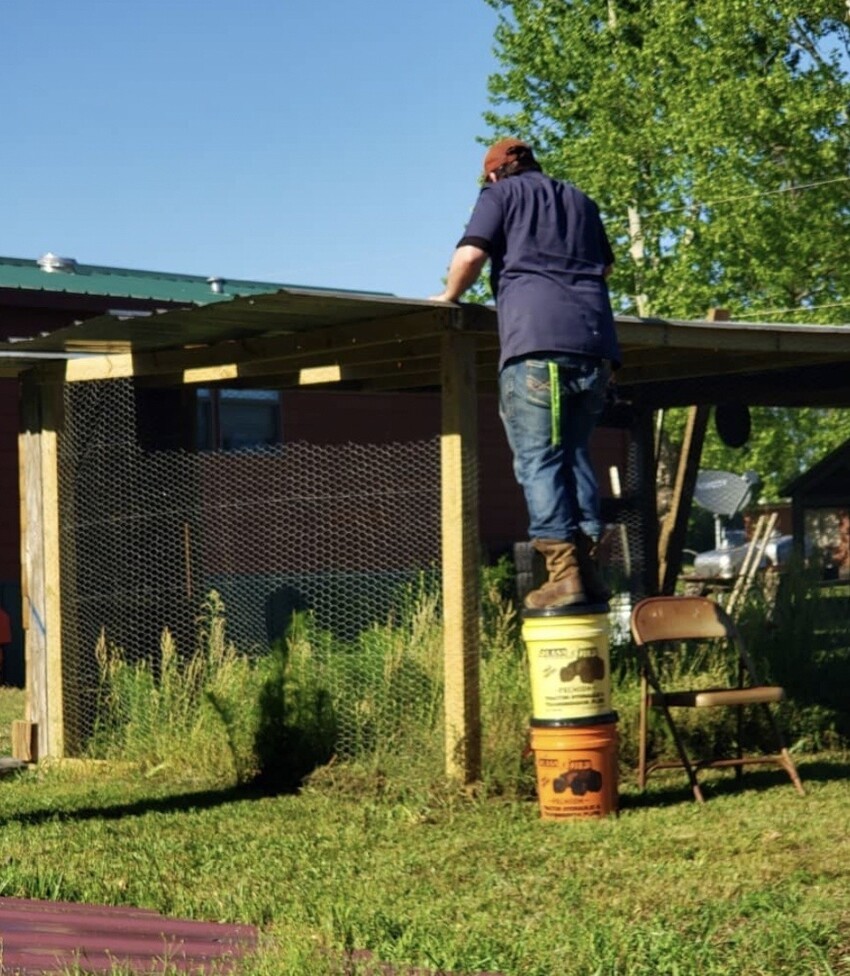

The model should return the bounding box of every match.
[88,591,263,784]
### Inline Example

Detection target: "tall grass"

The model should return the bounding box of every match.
[88,590,267,784]
[478,560,534,797]
[738,561,850,750]
[84,561,849,800]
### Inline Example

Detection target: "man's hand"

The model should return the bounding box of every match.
[429,244,488,304]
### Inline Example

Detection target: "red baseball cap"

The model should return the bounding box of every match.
[482,138,532,177]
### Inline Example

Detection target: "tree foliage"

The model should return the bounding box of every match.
[482,0,850,496]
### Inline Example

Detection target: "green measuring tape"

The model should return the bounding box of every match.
[548,361,561,446]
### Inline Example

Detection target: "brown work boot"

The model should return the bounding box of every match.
[524,539,587,610]
[575,531,611,603]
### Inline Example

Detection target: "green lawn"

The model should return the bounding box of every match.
[0,746,846,975]
[1,568,848,976]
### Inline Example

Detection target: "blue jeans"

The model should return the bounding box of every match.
[498,354,610,542]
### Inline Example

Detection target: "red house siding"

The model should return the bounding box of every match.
[282,389,626,558]
[0,380,21,581]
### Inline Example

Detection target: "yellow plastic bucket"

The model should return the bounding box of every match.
[530,718,619,821]
[522,606,611,722]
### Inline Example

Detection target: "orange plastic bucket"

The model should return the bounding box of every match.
[522,606,611,723]
[530,718,619,821]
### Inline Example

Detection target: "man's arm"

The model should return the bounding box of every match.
[429,244,488,303]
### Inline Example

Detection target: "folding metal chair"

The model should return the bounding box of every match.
[630,595,804,803]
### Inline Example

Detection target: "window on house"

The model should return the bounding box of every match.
[196,388,282,451]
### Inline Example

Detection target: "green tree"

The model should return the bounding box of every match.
[483,0,850,495]
[484,0,850,320]
[659,406,850,501]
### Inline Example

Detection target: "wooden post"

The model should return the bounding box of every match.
[19,373,65,760]
[440,331,481,784]
[655,309,729,594]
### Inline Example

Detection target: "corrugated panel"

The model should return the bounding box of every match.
[3,286,850,407]
[0,898,505,976]
[0,289,453,354]
[0,896,256,975]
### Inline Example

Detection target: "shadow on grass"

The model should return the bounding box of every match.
[0,779,291,829]
[1,756,845,825]
[618,756,850,810]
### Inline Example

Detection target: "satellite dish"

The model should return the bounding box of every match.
[715,403,751,448]
[693,470,761,517]
[693,469,761,548]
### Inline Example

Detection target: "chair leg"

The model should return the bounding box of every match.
[760,702,805,796]
[779,747,805,796]
[735,705,743,786]
[642,656,706,803]
[658,701,705,803]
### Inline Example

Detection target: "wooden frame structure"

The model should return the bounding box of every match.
[9,290,850,779]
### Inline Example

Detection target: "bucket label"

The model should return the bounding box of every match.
[532,735,619,821]
[535,763,610,819]
[540,800,607,820]
[525,634,612,721]
[531,659,610,717]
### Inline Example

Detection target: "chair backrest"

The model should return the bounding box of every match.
[631,595,736,646]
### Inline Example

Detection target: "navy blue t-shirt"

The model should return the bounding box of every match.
[458,170,621,370]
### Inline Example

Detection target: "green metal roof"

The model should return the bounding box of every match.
[0,254,386,306]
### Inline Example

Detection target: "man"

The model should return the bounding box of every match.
[430,138,620,610]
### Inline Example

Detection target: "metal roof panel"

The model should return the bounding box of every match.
[4,288,444,353]
[0,255,384,306]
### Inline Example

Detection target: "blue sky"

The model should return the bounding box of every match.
[1,0,502,299]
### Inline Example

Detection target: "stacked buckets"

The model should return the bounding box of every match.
[522,604,619,820]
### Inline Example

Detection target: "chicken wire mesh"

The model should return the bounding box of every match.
[56,378,445,763]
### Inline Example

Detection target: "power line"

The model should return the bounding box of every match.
[612,174,850,227]
[606,174,850,321]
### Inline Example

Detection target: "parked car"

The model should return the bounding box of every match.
[692,529,795,579]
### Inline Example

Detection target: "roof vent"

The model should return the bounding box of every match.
[37,252,77,273]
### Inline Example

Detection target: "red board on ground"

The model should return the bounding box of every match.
[0,897,257,974]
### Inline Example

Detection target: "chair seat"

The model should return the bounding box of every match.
[649,685,785,708]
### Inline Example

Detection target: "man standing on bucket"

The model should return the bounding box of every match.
[430,138,620,610]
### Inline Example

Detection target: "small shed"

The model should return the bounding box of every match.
[783,438,850,578]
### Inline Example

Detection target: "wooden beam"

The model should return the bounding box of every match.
[19,375,65,759]
[618,350,836,389]
[657,405,710,594]
[440,331,481,784]
[55,309,456,384]
[60,354,135,383]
